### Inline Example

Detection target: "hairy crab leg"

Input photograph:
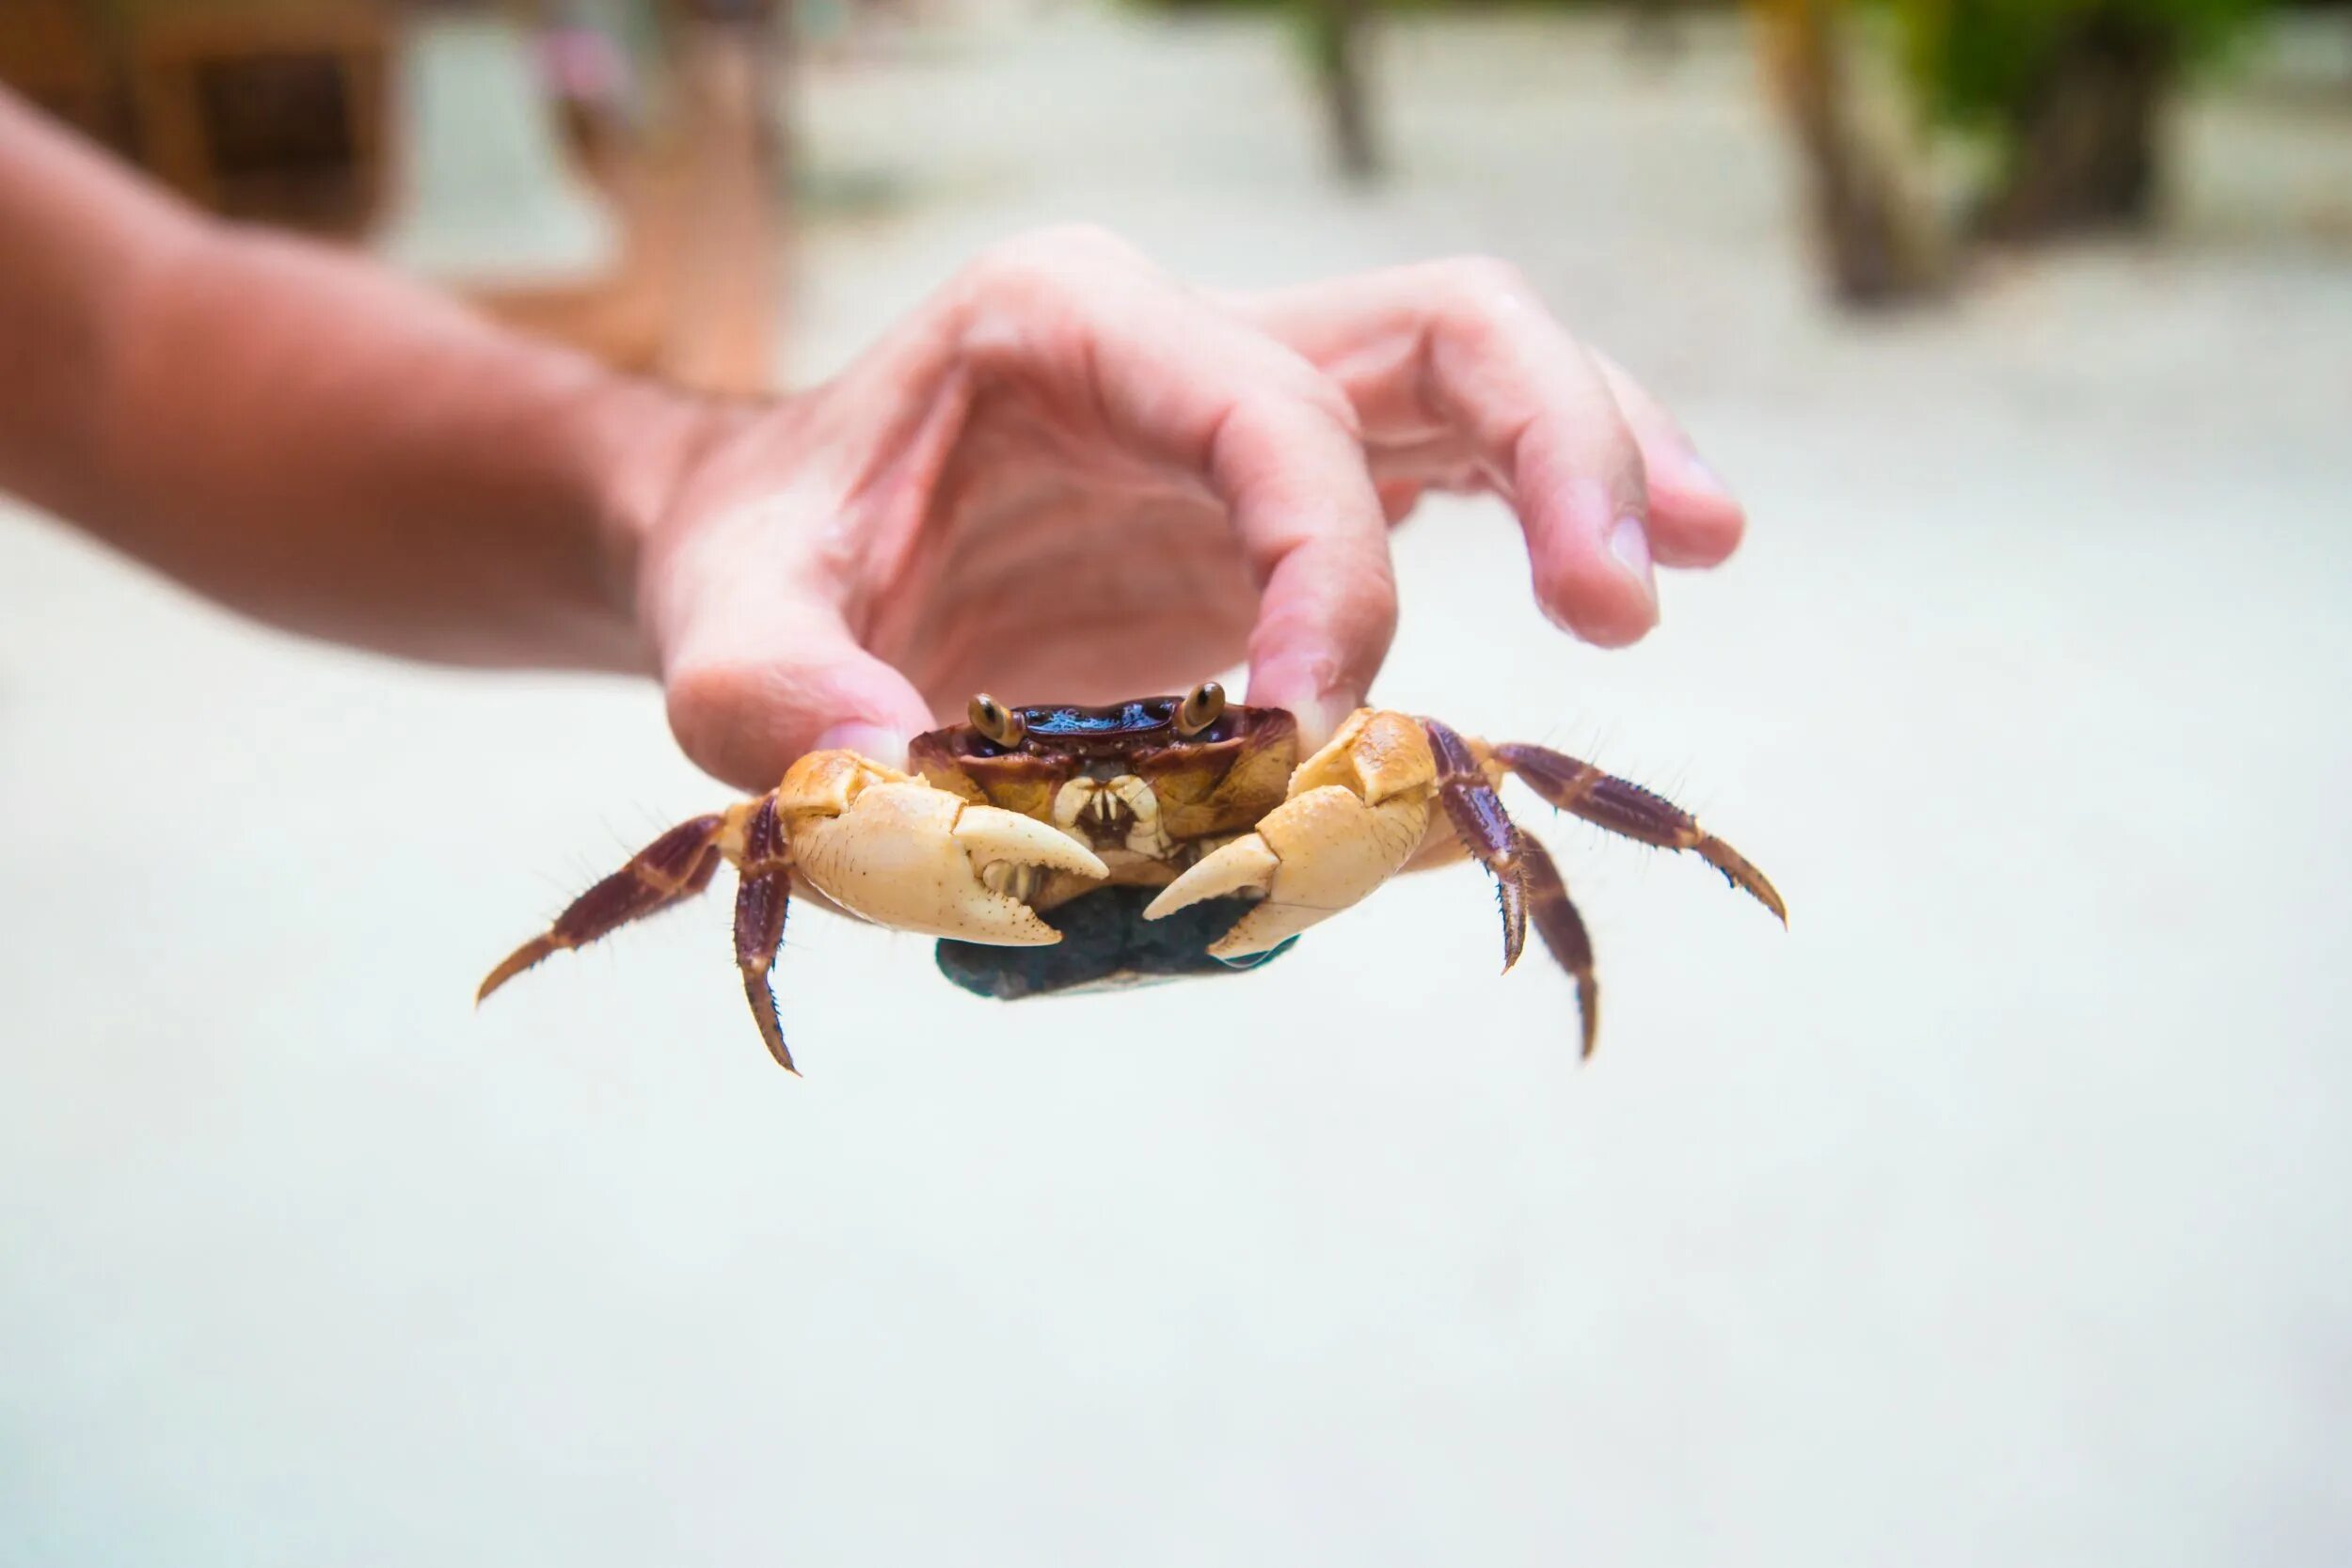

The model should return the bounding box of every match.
[477,814,728,1003]
[1422,719,1529,974]
[1518,832,1601,1058]
[731,796,798,1074]
[1491,743,1787,925]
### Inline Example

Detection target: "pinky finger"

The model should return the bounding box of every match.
[1590,351,1746,569]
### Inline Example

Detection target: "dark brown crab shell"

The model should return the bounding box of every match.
[907,694,1301,853]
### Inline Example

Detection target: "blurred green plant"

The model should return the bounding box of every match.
[1881,0,2274,234]
[1891,0,2265,126]
[1136,0,2289,257]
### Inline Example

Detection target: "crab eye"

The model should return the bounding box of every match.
[969,693,1025,748]
[1175,681,1226,736]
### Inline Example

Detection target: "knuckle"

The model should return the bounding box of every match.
[961,223,1138,297]
[1434,256,1547,348]
[1447,255,1538,310]
[1226,369,1362,454]
[1294,367,1364,436]
[947,225,1152,366]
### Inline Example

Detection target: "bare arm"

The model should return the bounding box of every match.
[0,88,700,671]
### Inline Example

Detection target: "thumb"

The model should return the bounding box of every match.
[661,606,934,793]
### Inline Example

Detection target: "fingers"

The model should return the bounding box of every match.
[1208,394,1398,746]
[1589,349,1744,569]
[644,231,1749,795]
[660,588,934,792]
[949,228,1396,746]
[1240,259,1748,642]
[1278,259,1657,644]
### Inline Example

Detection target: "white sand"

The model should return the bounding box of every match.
[4,11,2348,1563]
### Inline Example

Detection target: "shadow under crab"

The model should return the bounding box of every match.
[934,888,1298,1000]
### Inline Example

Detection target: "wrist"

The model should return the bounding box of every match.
[573,375,756,673]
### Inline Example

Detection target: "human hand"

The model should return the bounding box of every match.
[632,228,1745,793]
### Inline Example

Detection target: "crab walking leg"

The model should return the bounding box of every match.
[731,795,799,1074]
[1422,719,1531,974]
[1144,709,1436,958]
[477,814,728,1002]
[1492,743,1788,925]
[1517,832,1602,1058]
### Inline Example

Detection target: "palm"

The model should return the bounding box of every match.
[853,399,1262,715]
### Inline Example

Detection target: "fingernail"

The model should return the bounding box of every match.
[1610,515,1657,604]
[812,721,909,768]
[1292,693,1359,752]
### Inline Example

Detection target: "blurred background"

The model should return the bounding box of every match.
[4,0,2350,1562]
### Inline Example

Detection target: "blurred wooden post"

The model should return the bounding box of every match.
[0,0,120,146]
[1979,9,2172,241]
[1627,0,1690,64]
[658,3,787,396]
[1305,0,1377,182]
[1752,0,1948,307]
[389,0,790,394]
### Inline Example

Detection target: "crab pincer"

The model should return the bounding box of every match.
[775,751,1110,944]
[1142,708,1437,959]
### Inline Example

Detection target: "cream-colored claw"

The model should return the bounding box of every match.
[787,780,1108,944]
[1144,708,1437,958]
[1149,834,1279,908]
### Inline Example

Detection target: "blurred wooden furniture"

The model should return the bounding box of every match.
[0,0,121,144]
[121,0,391,233]
[0,0,787,392]
[457,11,788,396]
[381,1,790,392]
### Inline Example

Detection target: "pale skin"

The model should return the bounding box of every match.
[0,88,1748,791]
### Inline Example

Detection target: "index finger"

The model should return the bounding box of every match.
[954,233,1396,745]
[1207,391,1398,747]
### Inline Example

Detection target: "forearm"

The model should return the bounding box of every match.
[0,90,711,671]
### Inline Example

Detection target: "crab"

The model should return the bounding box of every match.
[478,683,1785,1072]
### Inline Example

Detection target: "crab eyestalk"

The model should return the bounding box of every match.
[1174,680,1226,736]
[969,692,1026,750]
